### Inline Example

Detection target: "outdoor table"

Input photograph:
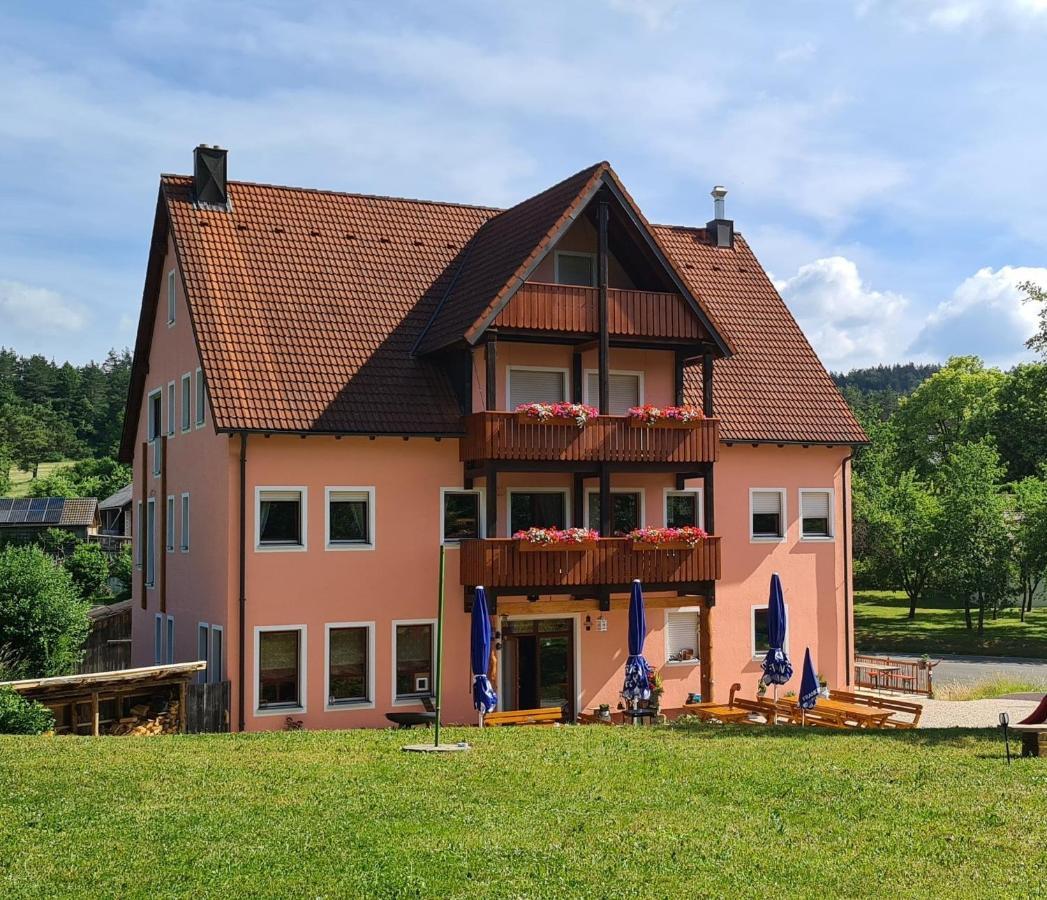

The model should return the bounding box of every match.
[385,711,436,729]
[854,662,900,690]
[779,697,890,728]
[682,703,751,724]
[621,708,658,725]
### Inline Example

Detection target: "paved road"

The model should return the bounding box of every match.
[859,651,1047,686]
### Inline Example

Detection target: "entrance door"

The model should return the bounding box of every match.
[502,619,574,719]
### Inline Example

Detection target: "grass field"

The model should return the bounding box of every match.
[4,461,75,498]
[855,590,1047,658]
[2,725,1046,897]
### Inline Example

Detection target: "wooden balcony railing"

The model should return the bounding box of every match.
[494,282,707,341]
[459,536,721,592]
[460,412,719,464]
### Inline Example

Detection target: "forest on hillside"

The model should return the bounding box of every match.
[832,363,941,422]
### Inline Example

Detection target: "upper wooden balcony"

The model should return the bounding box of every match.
[459,536,721,594]
[460,412,719,465]
[494,282,707,341]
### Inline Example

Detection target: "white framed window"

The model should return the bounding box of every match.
[800,489,834,540]
[181,373,192,432]
[325,622,376,710]
[664,488,703,529]
[135,500,143,568]
[154,614,163,665]
[506,365,569,410]
[167,381,176,437]
[554,250,596,287]
[145,498,156,587]
[752,604,789,660]
[255,487,307,551]
[583,370,643,415]
[750,489,786,542]
[325,487,375,550]
[195,367,205,427]
[507,488,570,535]
[392,619,436,703]
[166,496,175,552]
[197,623,210,683]
[584,487,644,536]
[147,388,162,441]
[166,615,175,664]
[440,487,485,545]
[166,269,176,325]
[254,625,307,715]
[180,493,190,551]
[210,625,224,683]
[665,608,700,665]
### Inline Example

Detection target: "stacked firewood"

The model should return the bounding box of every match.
[108,701,180,736]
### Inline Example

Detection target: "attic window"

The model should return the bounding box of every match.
[555,252,595,288]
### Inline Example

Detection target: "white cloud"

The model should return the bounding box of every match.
[0,280,85,336]
[860,0,1047,28]
[776,41,817,64]
[775,257,908,369]
[909,266,1047,367]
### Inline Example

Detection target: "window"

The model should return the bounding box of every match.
[167,382,176,436]
[154,614,163,665]
[197,623,209,684]
[800,489,833,539]
[167,269,176,324]
[509,490,567,534]
[507,367,567,409]
[326,624,373,707]
[586,490,642,535]
[135,500,143,568]
[666,489,702,529]
[665,610,700,664]
[181,374,192,432]
[166,615,175,664]
[210,626,224,683]
[145,499,156,587]
[750,489,785,540]
[166,496,175,552]
[195,368,205,426]
[148,389,162,441]
[584,371,642,415]
[394,622,434,700]
[326,488,374,549]
[256,627,306,712]
[555,251,595,287]
[441,489,482,544]
[256,488,306,550]
[180,493,190,551]
[751,605,788,658]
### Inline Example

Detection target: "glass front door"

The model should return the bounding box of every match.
[502,619,574,719]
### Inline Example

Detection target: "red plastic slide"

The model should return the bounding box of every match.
[1019,695,1047,725]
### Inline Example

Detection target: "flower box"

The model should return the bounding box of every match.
[627,405,705,429]
[513,527,599,551]
[628,418,703,430]
[627,526,707,550]
[519,540,598,552]
[631,540,695,551]
[514,402,598,428]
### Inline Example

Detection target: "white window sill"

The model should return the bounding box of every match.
[325,542,375,552]
[393,697,431,707]
[800,535,835,542]
[750,536,786,544]
[255,544,308,553]
[254,705,306,717]
[325,700,375,712]
[665,659,701,667]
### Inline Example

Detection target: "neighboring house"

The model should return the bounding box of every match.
[120,146,866,732]
[0,497,99,545]
[77,599,132,674]
[99,484,133,538]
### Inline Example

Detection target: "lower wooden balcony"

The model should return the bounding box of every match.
[459,536,721,596]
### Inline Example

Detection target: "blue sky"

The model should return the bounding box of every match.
[1,0,1046,371]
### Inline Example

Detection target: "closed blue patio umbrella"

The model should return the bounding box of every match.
[622,580,653,704]
[761,572,793,699]
[471,586,498,725]
[798,648,820,726]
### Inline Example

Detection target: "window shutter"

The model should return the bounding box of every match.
[801,491,830,520]
[752,491,782,515]
[666,611,699,662]
[509,369,566,408]
[585,372,640,415]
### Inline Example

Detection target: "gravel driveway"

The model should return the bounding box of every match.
[916,697,1039,728]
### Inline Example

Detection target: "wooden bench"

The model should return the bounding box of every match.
[830,690,922,728]
[682,683,752,723]
[1011,724,1047,757]
[483,706,563,727]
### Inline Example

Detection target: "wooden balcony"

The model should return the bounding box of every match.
[459,536,721,594]
[494,282,707,341]
[460,412,719,464]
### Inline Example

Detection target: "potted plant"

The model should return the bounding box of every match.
[627,404,705,429]
[597,703,612,722]
[513,527,599,551]
[918,654,930,670]
[817,673,829,698]
[756,681,767,699]
[515,402,598,428]
[647,672,664,714]
[628,525,708,550]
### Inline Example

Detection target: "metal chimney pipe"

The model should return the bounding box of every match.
[711,185,728,221]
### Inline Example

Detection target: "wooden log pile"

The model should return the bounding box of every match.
[108,701,181,736]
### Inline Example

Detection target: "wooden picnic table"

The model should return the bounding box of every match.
[779,696,891,728]
[681,702,751,724]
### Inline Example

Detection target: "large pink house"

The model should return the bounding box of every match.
[120,147,866,731]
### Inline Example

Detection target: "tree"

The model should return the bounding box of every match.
[1009,477,1047,621]
[64,542,112,602]
[935,441,1012,633]
[0,545,89,677]
[1022,280,1047,358]
[995,363,1047,481]
[109,545,134,601]
[27,457,132,501]
[892,356,1005,479]
[0,688,54,735]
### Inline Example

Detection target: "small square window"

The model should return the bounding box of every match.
[258,490,305,548]
[442,490,481,543]
[801,490,833,538]
[555,252,595,287]
[751,490,784,539]
[327,490,372,546]
[395,623,434,699]
[666,491,700,529]
[666,610,700,664]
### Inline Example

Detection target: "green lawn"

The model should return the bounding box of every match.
[855,590,1047,658]
[2,726,1046,897]
[4,461,75,498]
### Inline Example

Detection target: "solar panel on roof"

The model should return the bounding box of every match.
[42,499,64,525]
[26,499,47,524]
[0,500,12,524]
[9,499,30,523]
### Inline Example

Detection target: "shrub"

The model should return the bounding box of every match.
[38,528,79,559]
[0,545,89,677]
[0,687,54,735]
[64,542,112,601]
[110,545,133,601]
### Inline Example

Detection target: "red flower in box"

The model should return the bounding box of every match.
[513,527,600,545]
[627,404,705,426]
[627,526,708,546]
[515,402,598,428]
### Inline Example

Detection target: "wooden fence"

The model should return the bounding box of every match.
[854,654,936,697]
[76,601,132,674]
[186,681,231,733]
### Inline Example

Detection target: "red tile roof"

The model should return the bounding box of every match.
[120,165,865,457]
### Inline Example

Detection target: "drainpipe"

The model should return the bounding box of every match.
[238,432,248,731]
[843,451,854,687]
